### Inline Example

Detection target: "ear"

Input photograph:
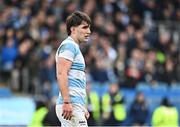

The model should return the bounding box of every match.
[70,27,75,34]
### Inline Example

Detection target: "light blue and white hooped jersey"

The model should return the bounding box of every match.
[55,36,86,105]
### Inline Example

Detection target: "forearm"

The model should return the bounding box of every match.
[57,73,70,102]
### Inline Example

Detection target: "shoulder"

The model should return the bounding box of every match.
[63,37,79,48]
[58,39,78,54]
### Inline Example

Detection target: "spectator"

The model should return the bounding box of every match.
[86,82,101,126]
[102,83,126,126]
[158,57,178,85]
[1,30,18,73]
[114,45,127,85]
[14,37,33,92]
[125,48,144,88]
[152,97,179,127]
[29,97,48,127]
[141,49,157,83]
[129,92,149,126]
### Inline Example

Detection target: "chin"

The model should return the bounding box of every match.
[84,38,89,42]
[84,40,88,42]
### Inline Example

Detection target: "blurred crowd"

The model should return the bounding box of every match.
[0,0,179,93]
[0,0,180,126]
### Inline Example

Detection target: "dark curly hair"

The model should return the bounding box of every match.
[66,11,91,36]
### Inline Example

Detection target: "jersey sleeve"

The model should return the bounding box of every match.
[57,43,77,61]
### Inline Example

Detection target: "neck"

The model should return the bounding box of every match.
[70,35,79,45]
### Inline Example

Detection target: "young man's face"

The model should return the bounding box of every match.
[75,21,91,43]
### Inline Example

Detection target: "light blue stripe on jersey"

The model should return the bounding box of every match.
[71,62,85,71]
[68,78,86,89]
[70,95,85,105]
[57,95,85,105]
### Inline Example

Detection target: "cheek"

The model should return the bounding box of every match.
[77,29,83,34]
[79,31,85,37]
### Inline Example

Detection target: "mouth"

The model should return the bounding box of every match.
[84,36,90,40]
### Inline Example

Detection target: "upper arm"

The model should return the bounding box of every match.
[56,57,72,76]
[56,43,77,76]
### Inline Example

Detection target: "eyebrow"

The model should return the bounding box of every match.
[82,25,89,28]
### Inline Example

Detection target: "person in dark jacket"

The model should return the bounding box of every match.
[129,92,149,126]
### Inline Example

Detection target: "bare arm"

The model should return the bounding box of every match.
[56,57,72,102]
[56,57,73,120]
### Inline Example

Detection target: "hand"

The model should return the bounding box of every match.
[85,110,90,119]
[62,103,73,120]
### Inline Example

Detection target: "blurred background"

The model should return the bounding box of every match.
[0,0,180,126]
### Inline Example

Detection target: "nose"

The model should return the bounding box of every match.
[87,28,91,34]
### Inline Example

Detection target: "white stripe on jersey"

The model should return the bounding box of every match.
[56,50,74,62]
[68,69,86,80]
[69,87,86,98]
